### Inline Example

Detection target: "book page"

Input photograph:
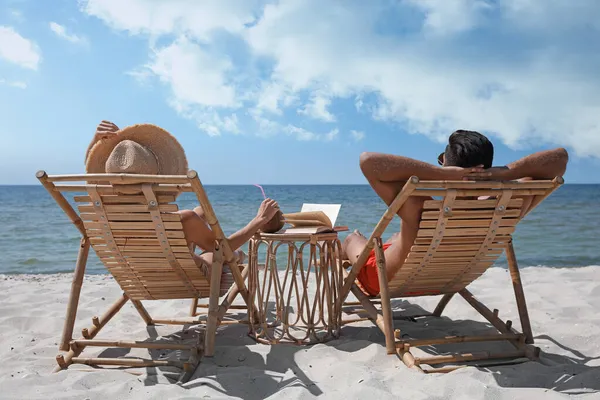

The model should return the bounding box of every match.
[277,225,348,235]
[283,211,331,227]
[279,226,329,234]
[300,203,341,227]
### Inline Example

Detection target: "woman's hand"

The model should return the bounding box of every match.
[255,198,280,224]
[95,120,120,140]
[86,120,120,165]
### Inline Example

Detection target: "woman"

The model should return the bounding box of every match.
[86,120,281,276]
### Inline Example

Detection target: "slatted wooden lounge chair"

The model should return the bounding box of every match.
[37,170,254,382]
[340,176,563,373]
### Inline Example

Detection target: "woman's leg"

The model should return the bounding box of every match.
[194,249,246,276]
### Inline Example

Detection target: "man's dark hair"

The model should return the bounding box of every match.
[443,130,494,169]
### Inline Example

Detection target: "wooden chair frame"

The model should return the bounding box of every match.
[340,176,564,373]
[37,170,255,382]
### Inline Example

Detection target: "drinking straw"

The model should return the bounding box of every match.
[253,184,267,199]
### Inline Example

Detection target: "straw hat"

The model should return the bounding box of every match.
[86,124,188,175]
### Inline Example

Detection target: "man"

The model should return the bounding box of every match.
[343,130,569,296]
[86,120,281,277]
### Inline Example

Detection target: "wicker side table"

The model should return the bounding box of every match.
[247,232,344,344]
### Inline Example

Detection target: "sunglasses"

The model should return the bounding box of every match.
[437,152,444,166]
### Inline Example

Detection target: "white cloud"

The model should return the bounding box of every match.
[406,0,492,35]
[125,67,153,85]
[145,38,236,108]
[500,0,600,32]
[81,0,259,40]
[351,130,365,142]
[0,78,27,89]
[284,125,338,141]
[252,112,337,142]
[252,114,281,138]
[49,22,88,45]
[244,0,600,155]
[81,0,600,154]
[176,108,241,137]
[131,37,240,136]
[324,128,338,141]
[354,96,364,111]
[9,9,25,22]
[298,93,335,122]
[255,82,297,115]
[285,125,318,141]
[0,26,41,70]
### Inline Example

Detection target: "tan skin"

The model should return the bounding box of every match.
[87,121,280,274]
[343,146,569,283]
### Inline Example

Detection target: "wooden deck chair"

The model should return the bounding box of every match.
[340,176,563,373]
[37,170,255,382]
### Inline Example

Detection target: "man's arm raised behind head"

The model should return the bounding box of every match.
[360,152,450,183]
[466,148,569,181]
[506,148,569,180]
[359,152,484,206]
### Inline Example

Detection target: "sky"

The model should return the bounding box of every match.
[1,0,600,185]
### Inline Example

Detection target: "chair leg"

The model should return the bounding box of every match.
[130,299,154,326]
[179,335,204,383]
[189,297,199,317]
[59,237,90,351]
[397,344,424,373]
[82,293,129,339]
[433,293,455,317]
[459,288,539,361]
[205,245,224,357]
[459,289,513,335]
[505,240,534,344]
[59,336,203,382]
[54,293,130,372]
[216,263,253,322]
[374,238,396,355]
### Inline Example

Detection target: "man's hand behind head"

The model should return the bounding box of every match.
[441,165,487,181]
[463,166,512,181]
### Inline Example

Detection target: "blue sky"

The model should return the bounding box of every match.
[1,0,599,185]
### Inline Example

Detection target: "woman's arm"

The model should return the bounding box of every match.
[226,198,280,250]
[180,199,280,252]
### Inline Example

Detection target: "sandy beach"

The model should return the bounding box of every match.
[1,266,599,399]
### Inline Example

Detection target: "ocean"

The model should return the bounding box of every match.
[0,184,598,274]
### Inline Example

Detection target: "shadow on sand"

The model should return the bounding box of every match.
[93,297,599,397]
[93,309,370,398]
[341,298,600,396]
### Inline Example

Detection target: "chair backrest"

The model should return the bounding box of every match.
[37,171,238,301]
[343,177,563,299]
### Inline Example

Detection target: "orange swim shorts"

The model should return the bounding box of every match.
[356,243,392,296]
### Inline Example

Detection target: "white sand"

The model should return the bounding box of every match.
[1,266,599,399]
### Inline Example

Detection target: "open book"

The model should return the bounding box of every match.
[277,203,348,234]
